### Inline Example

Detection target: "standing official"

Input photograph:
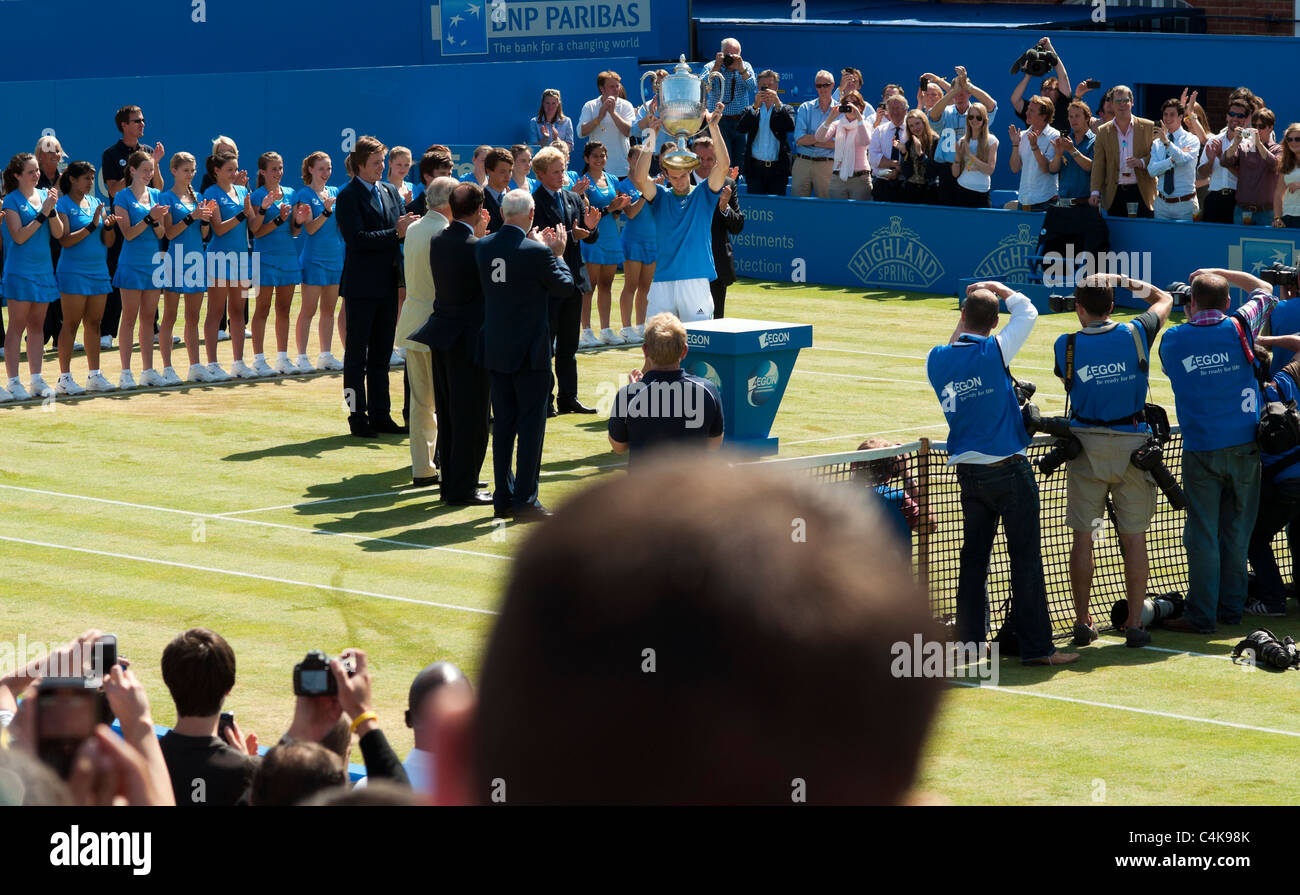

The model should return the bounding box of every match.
[476,190,574,522]
[416,182,493,506]
[336,136,419,438]
[530,147,601,415]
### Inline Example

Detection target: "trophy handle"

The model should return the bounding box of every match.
[702,69,724,107]
[640,69,658,112]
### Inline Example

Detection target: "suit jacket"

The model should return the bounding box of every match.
[737,102,796,177]
[530,184,597,295]
[693,173,745,286]
[336,176,404,300]
[406,192,428,217]
[1090,117,1157,211]
[475,225,574,374]
[482,188,504,233]
[394,211,448,351]
[413,220,484,352]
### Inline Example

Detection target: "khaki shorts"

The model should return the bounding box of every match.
[1065,429,1156,534]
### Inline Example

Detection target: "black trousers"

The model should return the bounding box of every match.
[548,290,580,402]
[874,177,904,203]
[431,341,491,501]
[937,166,960,206]
[1202,189,1237,224]
[711,279,728,320]
[343,293,398,423]
[490,367,550,513]
[103,237,123,339]
[1106,184,1153,218]
[745,160,789,196]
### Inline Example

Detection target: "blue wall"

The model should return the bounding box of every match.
[696,24,1300,192]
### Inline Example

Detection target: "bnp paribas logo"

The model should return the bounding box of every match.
[847,216,943,289]
[973,224,1039,285]
[1228,238,1296,282]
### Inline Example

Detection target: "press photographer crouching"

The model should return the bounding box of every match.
[1046,274,1174,648]
[926,280,1079,666]
[1158,267,1279,633]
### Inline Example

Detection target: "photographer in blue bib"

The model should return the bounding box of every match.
[1158,267,1279,633]
[927,281,1080,667]
[1050,274,1174,649]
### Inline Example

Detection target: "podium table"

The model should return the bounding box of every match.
[683,318,813,453]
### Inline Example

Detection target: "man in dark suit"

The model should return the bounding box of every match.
[405,150,454,217]
[529,146,602,415]
[481,147,514,234]
[413,182,493,506]
[692,138,745,319]
[736,70,795,196]
[475,189,574,521]
[335,135,421,437]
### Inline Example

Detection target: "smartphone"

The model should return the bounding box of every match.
[1085,79,1101,90]
[92,633,118,680]
[37,679,99,779]
[218,711,235,741]
[920,77,930,91]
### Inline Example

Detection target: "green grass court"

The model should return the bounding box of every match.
[2,277,1295,805]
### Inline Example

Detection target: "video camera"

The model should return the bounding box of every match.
[1259,262,1299,290]
[1009,44,1058,78]
[1048,294,1076,313]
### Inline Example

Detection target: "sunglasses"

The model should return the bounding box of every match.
[1227,111,1248,119]
[1287,137,1300,143]
[130,118,145,124]
[815,83,833,88]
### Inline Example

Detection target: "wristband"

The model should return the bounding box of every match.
[35,212,47,224]
[86,221,98,234]
[321,209,333,218]
[182,213,195,226]
[234,211,247,222]
[269,215,283,227]
[349,711,377,734]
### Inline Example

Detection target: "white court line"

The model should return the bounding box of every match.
[0,535,498,616]
[0,484,510,562]
[952,680,1300,738]
[781,424,948,447]
[809,345,1057,373]
[1095,637,1235,662]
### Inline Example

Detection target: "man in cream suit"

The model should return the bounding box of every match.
[396,176,458,486]
[1089,85,1156,217]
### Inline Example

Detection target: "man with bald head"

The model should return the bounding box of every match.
[927,280,1079,667]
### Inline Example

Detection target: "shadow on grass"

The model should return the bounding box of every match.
[314,500,512,553]
[223,433,403,462]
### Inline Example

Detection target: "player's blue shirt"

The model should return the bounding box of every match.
[114,186,163,269]
[295,185,343,267]
[650,182,718,283]
[202,184,250,254]
[251,185,297,258]
[54,195,109,278]
[158,188,205,258]
[1270,299,1300,374]
[616,177,656,243]
[1264,369,1300,484]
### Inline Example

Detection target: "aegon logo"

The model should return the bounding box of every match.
[686,333,710,348]
[1076,362,1127,383]
[944,376,983,395]
[1182,352,1231,373]
[757,331,790,349]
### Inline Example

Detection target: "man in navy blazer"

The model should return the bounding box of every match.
[475,188,574,521]
[335,135,420,437]
[529,146,601,416]
[481,147,514,234]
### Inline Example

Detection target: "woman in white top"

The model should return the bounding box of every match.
[952,102,998,208]
[1272,123,1300,228]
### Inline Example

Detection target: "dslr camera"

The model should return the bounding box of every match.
[721,53,735,68]
[1259,261,1299,289]
[1166,281,1192,307]
[1130,403,1186,510]
[840,102,852,114]
[1013,377,1081,477]
[293,649,354,697]
[1048,293,1076,313]
[1010,44,1058,78]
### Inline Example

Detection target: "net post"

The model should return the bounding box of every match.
[916,438,931,592]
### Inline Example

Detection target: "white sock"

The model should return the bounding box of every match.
[254,353,265,362]
[89,369,100,377]
[9,377,20,386]
[277,351,288,360]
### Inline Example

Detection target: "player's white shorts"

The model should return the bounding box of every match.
[646,278,714,322]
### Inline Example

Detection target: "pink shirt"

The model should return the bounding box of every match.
[817,116,871,177]
[1115,119,1137,185]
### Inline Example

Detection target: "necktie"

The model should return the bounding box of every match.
[1163,159,1175,197]
[891,126,901,161]
[555,190,565,223]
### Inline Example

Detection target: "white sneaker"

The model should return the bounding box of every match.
[217,330,231,342]
[28,375,55,398]
[117,370,137,390]
[85,371,116,392]
[0,383,11,402]
[207,363,233,382]
[187,364,214,383]
[73,341,84,352]
[316,352,343,371]
[7,379,31,401]
[274,356,299,376]
[294,355,314,374]
[139,368,166,388]
[161,366,183,386]
[54,374,85,396]
[600,327,626,345]
[620,326,642,344]
[100,335,113,350]
[244,328,253,338]
[390,348,404,366]
[251,357,276,377]
[578,328,599,348]
[231,360,259,380]
[634,324,646,340]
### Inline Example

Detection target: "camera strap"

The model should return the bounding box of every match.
[1064,322,1148,423]
[1229,315,1266,391]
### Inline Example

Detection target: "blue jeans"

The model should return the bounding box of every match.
[1181,443,1261,630]
[955,457,1057,662]
[1246,477,1300,611]
[718,117,747,174]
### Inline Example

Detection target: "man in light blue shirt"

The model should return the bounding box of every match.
[701,37,757,176]
[1148,97,1202,222]
[791,70,837,197]
[927,66,999,206]
[737,70,795,195]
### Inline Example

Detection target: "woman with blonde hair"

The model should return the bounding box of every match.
[1272,122,1300,228]
[158,152,214,383]
[899,108,939,204]
[951,101,998,208]
[529,88,575,152]
[248,151,301,375]
[201,151,256,380]
[292,151,344,371]
[112,151,168,389]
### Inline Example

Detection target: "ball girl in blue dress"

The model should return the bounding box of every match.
[577,141,631,347]
[159,151,215,383]
[293,151,344,372]
[249,151,301,376]
[53,161,117,394]
[202,151,256,380]
[112,151,169,389]
[2,153,65,401]
[615,145,658,345]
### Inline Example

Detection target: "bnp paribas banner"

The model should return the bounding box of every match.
[427,0,688,61]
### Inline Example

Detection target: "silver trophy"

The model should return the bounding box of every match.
[640,55,724,173]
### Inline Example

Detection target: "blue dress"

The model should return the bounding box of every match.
[158,188,207,292]
[251,185,300,287]
[617,177,657,264]
[202,184,251,285]
[2,190,59,302]
[295,185,343,286]
[580,173,624,266]
[54,195,112,296]
[112,187,163,291]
